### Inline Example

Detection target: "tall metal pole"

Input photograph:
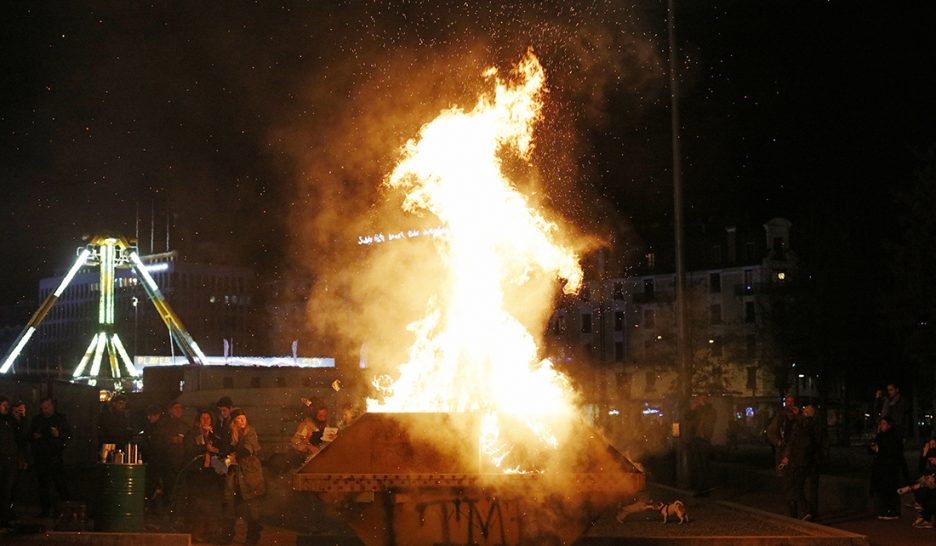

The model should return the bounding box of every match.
[667,0,693,490]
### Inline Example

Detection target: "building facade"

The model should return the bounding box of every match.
[547,218,815,447]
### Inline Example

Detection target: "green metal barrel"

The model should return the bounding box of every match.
[96,463,146,532]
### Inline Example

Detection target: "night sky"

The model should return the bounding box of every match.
[2,1,934,319]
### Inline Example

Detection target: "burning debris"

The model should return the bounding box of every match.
[295,51,643,546]
[367,50,586,474]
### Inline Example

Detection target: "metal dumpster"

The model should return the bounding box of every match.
[293,413,644,546]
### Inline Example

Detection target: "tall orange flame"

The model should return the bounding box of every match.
[368,50,582,471]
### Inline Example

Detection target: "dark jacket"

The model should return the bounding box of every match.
[138,418,164,468]
[159,416,190,470]
[98,407,132,446]
[0,414,17,463]
[783,415,828,469]
[766,409,797,463]
[29,412,70,462]
[185,425,224,491]
[870,428,903,495]
[184,425,222,467]
[881,395,910,438]
[216,416,233,457]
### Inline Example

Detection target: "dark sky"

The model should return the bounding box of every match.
[1,1,934,308]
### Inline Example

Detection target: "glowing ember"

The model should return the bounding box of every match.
[368,50,583,471]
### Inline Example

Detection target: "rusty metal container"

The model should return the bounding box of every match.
[293,412,644,546]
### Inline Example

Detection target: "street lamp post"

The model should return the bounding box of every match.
[667,0,693,490]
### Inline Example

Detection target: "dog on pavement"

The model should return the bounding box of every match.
[652,499,689,524]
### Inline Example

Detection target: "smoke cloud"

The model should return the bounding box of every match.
[277,1,665,370]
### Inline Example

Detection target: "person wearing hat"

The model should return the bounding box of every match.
[220,408,264,545]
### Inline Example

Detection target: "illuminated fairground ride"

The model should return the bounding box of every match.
[0,235,208,390]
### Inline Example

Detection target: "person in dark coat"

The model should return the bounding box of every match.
[686,395,716,493]
[0,396,18,528]
[801,405,829,520]
[766,395,799,466]
[869,416,903,519]
[9,400,29,520]
[158,400,189,510]
[221,408,264,545]
[97,394,132,447]
[780,404,827,520]
[183,409,224,542]
[138,404,165,512]
[215,396,234,456]
[30,397,71,517]
[880,384,910,440]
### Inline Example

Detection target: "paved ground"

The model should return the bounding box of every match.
[692,450,936,546]
[3,445,933,545]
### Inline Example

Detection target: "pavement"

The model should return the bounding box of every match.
[692,446,936,546]
[3,445,932,545]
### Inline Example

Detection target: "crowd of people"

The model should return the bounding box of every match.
[765,384,936,530]
[866,383,935,529]
[0,396,70,529]
[0,390,359,543]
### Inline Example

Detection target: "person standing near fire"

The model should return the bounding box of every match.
[686,395,716,494]
[184,409,223,542]
[215,396,234,455]
[0,396,18,528]
[869,416,903,519]
[779,404,827,520]
[221,408,264,545]
[30,397,71,518]
[879,384,910,440]
[159,400,189,510]
[9,400,29,520]
[290,399,331,465]
[139,404,166,513]
[766,394,799,467]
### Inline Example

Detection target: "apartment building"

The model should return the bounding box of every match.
[547,218,812,445]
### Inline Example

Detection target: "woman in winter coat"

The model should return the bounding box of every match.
[220,408,265,545]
